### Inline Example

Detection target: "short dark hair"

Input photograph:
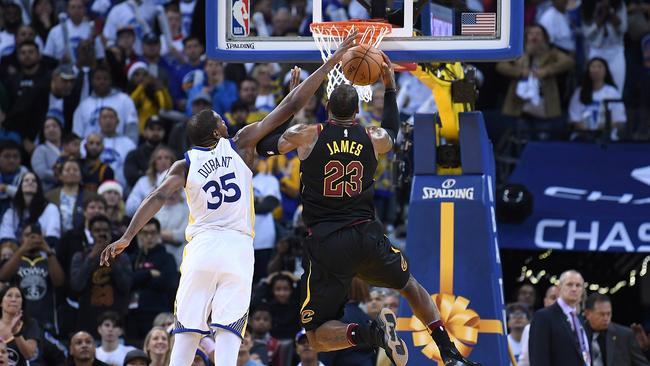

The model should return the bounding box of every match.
[84,195,107,210]
[240,77,259,87]
[99,106,118,118]
[329,84,358,119]
[89,214,112,230]
[97,310,122,327]
[270,273,294,290]
[526,23,551,44]
[62,133,81,145]
[187,110,219,146]
[183,36,201,46]
[0,140,21,154]
[585,293,611,310]
[506,302,531,319]
[17,40,39,52]
[251,303,272,316]
[92,66,112,78]
[144,217,161,233]
[59,157,82,174]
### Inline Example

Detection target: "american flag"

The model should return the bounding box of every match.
[461,12,496,36]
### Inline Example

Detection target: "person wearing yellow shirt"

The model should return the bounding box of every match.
[128,62,173,133]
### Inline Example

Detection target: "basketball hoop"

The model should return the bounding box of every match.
[310,20,392,102]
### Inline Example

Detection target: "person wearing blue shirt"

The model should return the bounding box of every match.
[185,59,237,116]
[170,36,205,111]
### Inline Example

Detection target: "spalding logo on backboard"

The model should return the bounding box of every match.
[231,0,249,37]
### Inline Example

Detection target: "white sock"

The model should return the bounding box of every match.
[170,332,202,366]
[213,329,242,366]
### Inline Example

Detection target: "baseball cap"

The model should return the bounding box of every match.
[123,349,151,365]
[142,32,160,45]
[145,115,164,129]
[53,64,76,80]
[192,92,212,105]
[295,329,308,343]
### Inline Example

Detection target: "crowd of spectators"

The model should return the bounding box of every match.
[0,0,649,365]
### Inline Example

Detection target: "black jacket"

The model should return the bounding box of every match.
[130,244,179,312]
[586,322,650,366]
[529,302,589,366]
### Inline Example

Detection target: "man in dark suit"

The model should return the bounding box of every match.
[529,270,591,366]
[584,293,650,366]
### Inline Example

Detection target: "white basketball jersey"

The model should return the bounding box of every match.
[184,139,254,241]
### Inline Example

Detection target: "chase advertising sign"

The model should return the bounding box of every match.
[499,142,650,253]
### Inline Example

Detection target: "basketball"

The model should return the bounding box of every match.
[340,44,384,86]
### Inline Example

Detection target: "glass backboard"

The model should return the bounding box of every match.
[206,0,523,62]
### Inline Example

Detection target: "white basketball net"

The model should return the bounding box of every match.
[310,22,392,102]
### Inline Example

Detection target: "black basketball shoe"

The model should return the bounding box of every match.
[371,308,409,366]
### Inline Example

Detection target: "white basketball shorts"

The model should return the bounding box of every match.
[172,229,254,338]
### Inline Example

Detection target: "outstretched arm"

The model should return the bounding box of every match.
[369,52,398,155]
[279,124,318,152]
[236,32,358,149]
[100,159,187,266]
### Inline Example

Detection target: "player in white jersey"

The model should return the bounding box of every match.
[99,34,356,366]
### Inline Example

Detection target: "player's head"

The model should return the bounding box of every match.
[327,84,359,121]
[187,110,228,147]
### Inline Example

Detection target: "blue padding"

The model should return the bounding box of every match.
[413,113,437,175]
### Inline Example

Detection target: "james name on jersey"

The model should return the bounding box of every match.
[325,139,365,157]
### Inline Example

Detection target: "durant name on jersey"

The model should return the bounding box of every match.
[198,156,234,178]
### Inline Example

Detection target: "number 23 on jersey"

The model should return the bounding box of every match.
[323,160,363,198]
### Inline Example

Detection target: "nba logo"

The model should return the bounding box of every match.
[231,0,249,37]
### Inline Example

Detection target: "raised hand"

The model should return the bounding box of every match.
[288,66,302,92]
[329,31,359,65]
[11,312,23,336]
[379,50,397,89]
[100,238,130,267]
[632,323,650,351]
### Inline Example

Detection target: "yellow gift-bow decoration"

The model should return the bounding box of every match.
[396,202,504,365]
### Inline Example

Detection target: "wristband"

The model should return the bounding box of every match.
[385,88,396,93]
